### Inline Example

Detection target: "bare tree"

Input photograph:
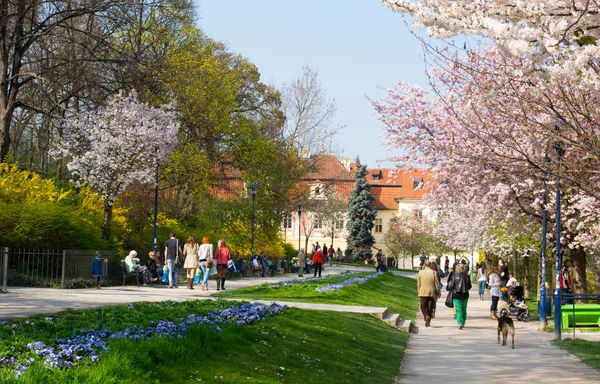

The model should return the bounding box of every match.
[280,65,340,154]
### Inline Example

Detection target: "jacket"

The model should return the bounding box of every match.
[312,251,325,264]
[447,272,472,299]
[418,267,440,298]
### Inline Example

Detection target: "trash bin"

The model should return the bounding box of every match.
[92,255,107,289]
[537,297,552,318]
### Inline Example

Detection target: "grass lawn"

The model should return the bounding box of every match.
[0,273,418,383]
[215,272,418,319]
[555,339,600,370]
[1,302,410,383]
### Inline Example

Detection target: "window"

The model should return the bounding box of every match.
[372,172,381,182]
[283,214,292,229]
[412,177,424,190]
[414,211,423,219]
[314,218,323,229]
[334,219,345,230]
[374,218,383,233]
[315,186,320,195]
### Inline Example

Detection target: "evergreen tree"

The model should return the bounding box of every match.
[345,158,377,262]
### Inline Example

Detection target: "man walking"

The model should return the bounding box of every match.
[418,260,440,327]
[164,232,182,288]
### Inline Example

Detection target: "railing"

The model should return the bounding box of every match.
[0,247,114,289]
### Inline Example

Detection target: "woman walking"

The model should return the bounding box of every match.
[297,248,306,277]
[477,262,488,300]
[447,264,472,329]
[183,236,199,289]
[488,265,502,319]
[214,239,231,291]
[198,236,213,291]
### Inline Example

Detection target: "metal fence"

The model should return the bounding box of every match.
[0,247,114,289]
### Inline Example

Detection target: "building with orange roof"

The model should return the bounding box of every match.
[281,154,432,254]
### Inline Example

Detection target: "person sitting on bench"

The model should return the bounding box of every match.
[251,255,263,275]
[125,250,152,286]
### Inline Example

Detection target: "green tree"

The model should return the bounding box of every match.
[345,158,377,262]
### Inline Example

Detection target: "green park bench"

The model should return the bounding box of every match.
[561,294,600,329]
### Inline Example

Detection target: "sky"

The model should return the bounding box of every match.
[194,0,432,169]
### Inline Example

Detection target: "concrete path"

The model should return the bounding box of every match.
[398,289,600,384]
[0,264,372,320]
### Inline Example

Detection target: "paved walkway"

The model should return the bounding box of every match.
[399,288,600,383]
[0,264,373,319]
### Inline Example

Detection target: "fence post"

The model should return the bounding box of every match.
[61,250,67,289]
[2,247,8,291]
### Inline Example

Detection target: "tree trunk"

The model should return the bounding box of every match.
[102,200,113,240]
[523,254,530,298]
[570,247,587,294]
[484,251,491,268]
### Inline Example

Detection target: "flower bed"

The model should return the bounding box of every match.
[0,302,286,378]
[315,272,383,292]
[270,271,358,288]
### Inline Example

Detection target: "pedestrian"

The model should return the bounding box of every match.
[430,261,442,319]
[322,244,328,265]
[198,236,213,291]
[183,235,199,290]
[417,260,440,327]
[419,254,426,270]
[560,259,573,304]
[444,256,449,275]
[447,263,472,329]
[297,248,306,277]
[214,239,231,291]
[164,232,182,288]
[327,246,334,267]
[477,262,488,300]
[498,258,510,287]
[375,249,384,272]
[312,247,325,277]
[488,265,501,319]
[336,247,343,266]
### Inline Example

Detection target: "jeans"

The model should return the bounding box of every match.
[167,259,178,287]
[561,288,573,305]
[490,295,500,311]
[200,261,209,287]
[478,280,486,295]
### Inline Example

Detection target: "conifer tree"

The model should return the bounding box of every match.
[345,158,377,262]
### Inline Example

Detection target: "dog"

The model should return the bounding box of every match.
[497,314,515,349]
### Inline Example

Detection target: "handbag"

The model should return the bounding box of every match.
[206,259,213,268]
[445,291,454,308]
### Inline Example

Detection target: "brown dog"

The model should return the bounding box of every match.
[498,314,515,349]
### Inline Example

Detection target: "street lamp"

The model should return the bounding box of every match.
[153,159,159,252]
[553,123,566,341]
[540,152,550,331]
[249,184,259,258]
[297,204,303,251]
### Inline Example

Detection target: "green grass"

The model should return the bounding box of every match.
[1,306,410,384]
[215,272,418,320]
[555,339,600,370]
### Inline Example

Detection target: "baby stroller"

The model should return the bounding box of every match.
[499,285,531,322]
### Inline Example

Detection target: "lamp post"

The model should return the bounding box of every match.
[249,184,259,258]
[540,153,550,331]
[553,125,565,341]
[153,160,159,252]
[297,204,303,251]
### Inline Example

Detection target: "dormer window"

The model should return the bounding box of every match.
[372,170,382,182]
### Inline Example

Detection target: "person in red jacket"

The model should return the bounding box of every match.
[312,249,325,278]
[214,239,231,291]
